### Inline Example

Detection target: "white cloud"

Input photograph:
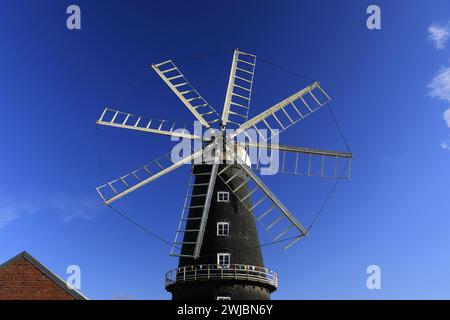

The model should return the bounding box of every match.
[0,209,19,229]
[0,193,41,228]
[444,109,450,128]
[428,66,450,103]
[0,190,101,229]
[50,194,98,222]
[427,24,450,148]
[428,23,450,50]
[442,137,450,150]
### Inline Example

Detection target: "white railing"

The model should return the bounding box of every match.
[165,264,278,289]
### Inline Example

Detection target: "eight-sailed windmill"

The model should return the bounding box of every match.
[96,49,352,300]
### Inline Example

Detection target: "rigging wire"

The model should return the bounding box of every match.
[107,204,177,249]
[115,49,229,107]
[258,56,317,83]
[326,101,352,153]
[258,56,353,153]
[93,50,231,252]
[257,235,302,249]
[96,124,180,250]
[259,57,352,154]
[175,49,231,64]
[306,161,350,232]
[254,157,350,249]
[250,61,353,249]
[95,49,353,252]
[112,65,154,110]
[95,125,105,184]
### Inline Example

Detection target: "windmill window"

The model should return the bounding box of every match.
[217,253,230,267]
[217,191,230,202]
[217,222,230,236]
[216,296,231,300]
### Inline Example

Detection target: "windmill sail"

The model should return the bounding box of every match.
[97,148,203,205]
[96,49,353,300]
[170,143,221,259]
[221,49,256,128]
[230,82,331,142]
[218,148,308,250]
[97,107,205,141]
[152,60,220,127]
[240,142,352,179]
[171,155,220,259]
[193,147,221,259]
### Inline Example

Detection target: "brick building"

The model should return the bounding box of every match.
[0,251,86,300]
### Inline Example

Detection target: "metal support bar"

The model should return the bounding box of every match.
[284,236,303,250]
[235,157,308,235]
[221,49,239,127]
[240,142,352,159]
[152,62,219,128]
[96,108,205,141]
[100,148,205,205]
[193,146,221,259]
[265,215,284,231]
[230,82,328,140]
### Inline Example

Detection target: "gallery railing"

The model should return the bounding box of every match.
[165,264,278,290]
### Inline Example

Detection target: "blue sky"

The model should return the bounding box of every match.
[1,0,450,299]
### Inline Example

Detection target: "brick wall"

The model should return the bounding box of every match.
[0,255,76,300]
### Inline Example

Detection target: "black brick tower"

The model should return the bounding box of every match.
[165,164,277,300]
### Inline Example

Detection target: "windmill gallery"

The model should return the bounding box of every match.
[95,49,352,300]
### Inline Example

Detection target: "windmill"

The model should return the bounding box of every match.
[96,49,352,300]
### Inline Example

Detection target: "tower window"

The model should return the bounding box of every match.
[216,296,231,300]
[217,253,230,266]
[217,222,229,236]
[217,191,229,202]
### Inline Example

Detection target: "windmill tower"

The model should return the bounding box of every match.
[96,49,352,300]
